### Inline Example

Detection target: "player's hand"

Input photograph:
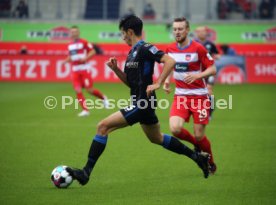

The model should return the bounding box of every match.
[79,58,87,63]
[163,82,171,94]
[107,57,118,71]
[184,73,200,84]
[146,83,161,97]
[61,61,68,66]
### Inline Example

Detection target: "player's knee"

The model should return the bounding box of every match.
[97,121,109,136]
[170,125,181,136]
[148,135,163,145]
[86,87,93,93]
[74,87,82,94]
[149,137,162,145]
[195,130,204,141]
[195,135,203,141]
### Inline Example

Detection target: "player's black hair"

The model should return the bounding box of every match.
[119,15,143,36]
[71,25,79,29]
[174,17,190,29]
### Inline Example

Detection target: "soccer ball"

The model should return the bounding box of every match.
[51,165,73,188]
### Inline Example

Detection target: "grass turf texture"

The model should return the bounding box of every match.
[0,82,275,205]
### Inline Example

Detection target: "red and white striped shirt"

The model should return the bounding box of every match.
[68,38,93,72]
[166,40,214,96]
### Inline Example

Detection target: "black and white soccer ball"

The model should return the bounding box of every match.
[51,165,73,188]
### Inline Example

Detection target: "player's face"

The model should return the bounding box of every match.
[196,28,207,41]
[173,21,189,43]
[121,29,132,46]
[70,28,80,40]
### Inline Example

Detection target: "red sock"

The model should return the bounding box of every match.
[197,136,214,165]
[175,128,197,145]
[77,93,88,111]
[91,89,104,100]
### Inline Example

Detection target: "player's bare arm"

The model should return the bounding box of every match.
[107,57,129,87]
[146,54,175,96]
[81,49,96,63]
[163,70,173,94]
[62,56,71,65]
[184,64,216,84]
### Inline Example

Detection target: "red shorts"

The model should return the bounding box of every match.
[170,95,210,124]
[71,70,93,91]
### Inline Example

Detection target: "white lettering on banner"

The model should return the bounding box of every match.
[255,64,276,76]
[38,60,49,78]
[1,60,11,78]
[105,63,118,79]
[56,61,70,78]
[13,60,24,78]
[221,73,243,84]
[26,60,37,78]
[87,61,98,78]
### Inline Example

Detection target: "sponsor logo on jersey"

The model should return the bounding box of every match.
[126,62,139,68]
[185,54,191,61]
[175,63,188,71]
[149,46,158,54]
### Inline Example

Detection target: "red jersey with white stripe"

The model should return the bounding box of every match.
[68,38,93,72]
[166,40,214,96]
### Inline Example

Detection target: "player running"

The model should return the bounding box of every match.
[164,17,217,174]
[62,26,109,117]
[195,26,220,118]
[66,15,210,185]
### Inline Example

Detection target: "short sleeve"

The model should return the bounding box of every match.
[84,40,93,52]
[198,45,214,71]
[143,44,165,63]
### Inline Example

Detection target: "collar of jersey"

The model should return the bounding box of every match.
[177,39,192,50]
[132,40,145,50]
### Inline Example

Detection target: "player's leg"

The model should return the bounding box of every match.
[169,96,197,145]
[169,116,197,145]
[86,87,109,108]
[72,72,89,116]
[193,123,216,172]
[83,70,109,107]
[192,102,216,174]
[140,123,210,178]
[191,96,216,173]
[67,111,129,185]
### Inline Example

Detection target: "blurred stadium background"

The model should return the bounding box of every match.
[0,0,276,205]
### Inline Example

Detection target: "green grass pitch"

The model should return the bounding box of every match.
[0,82,275,205]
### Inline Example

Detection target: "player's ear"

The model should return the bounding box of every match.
[127,29,134,36]
[186,27,190,33]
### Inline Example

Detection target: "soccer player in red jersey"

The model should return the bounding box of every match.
[164,17,217,174]
[62,26,109,117]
